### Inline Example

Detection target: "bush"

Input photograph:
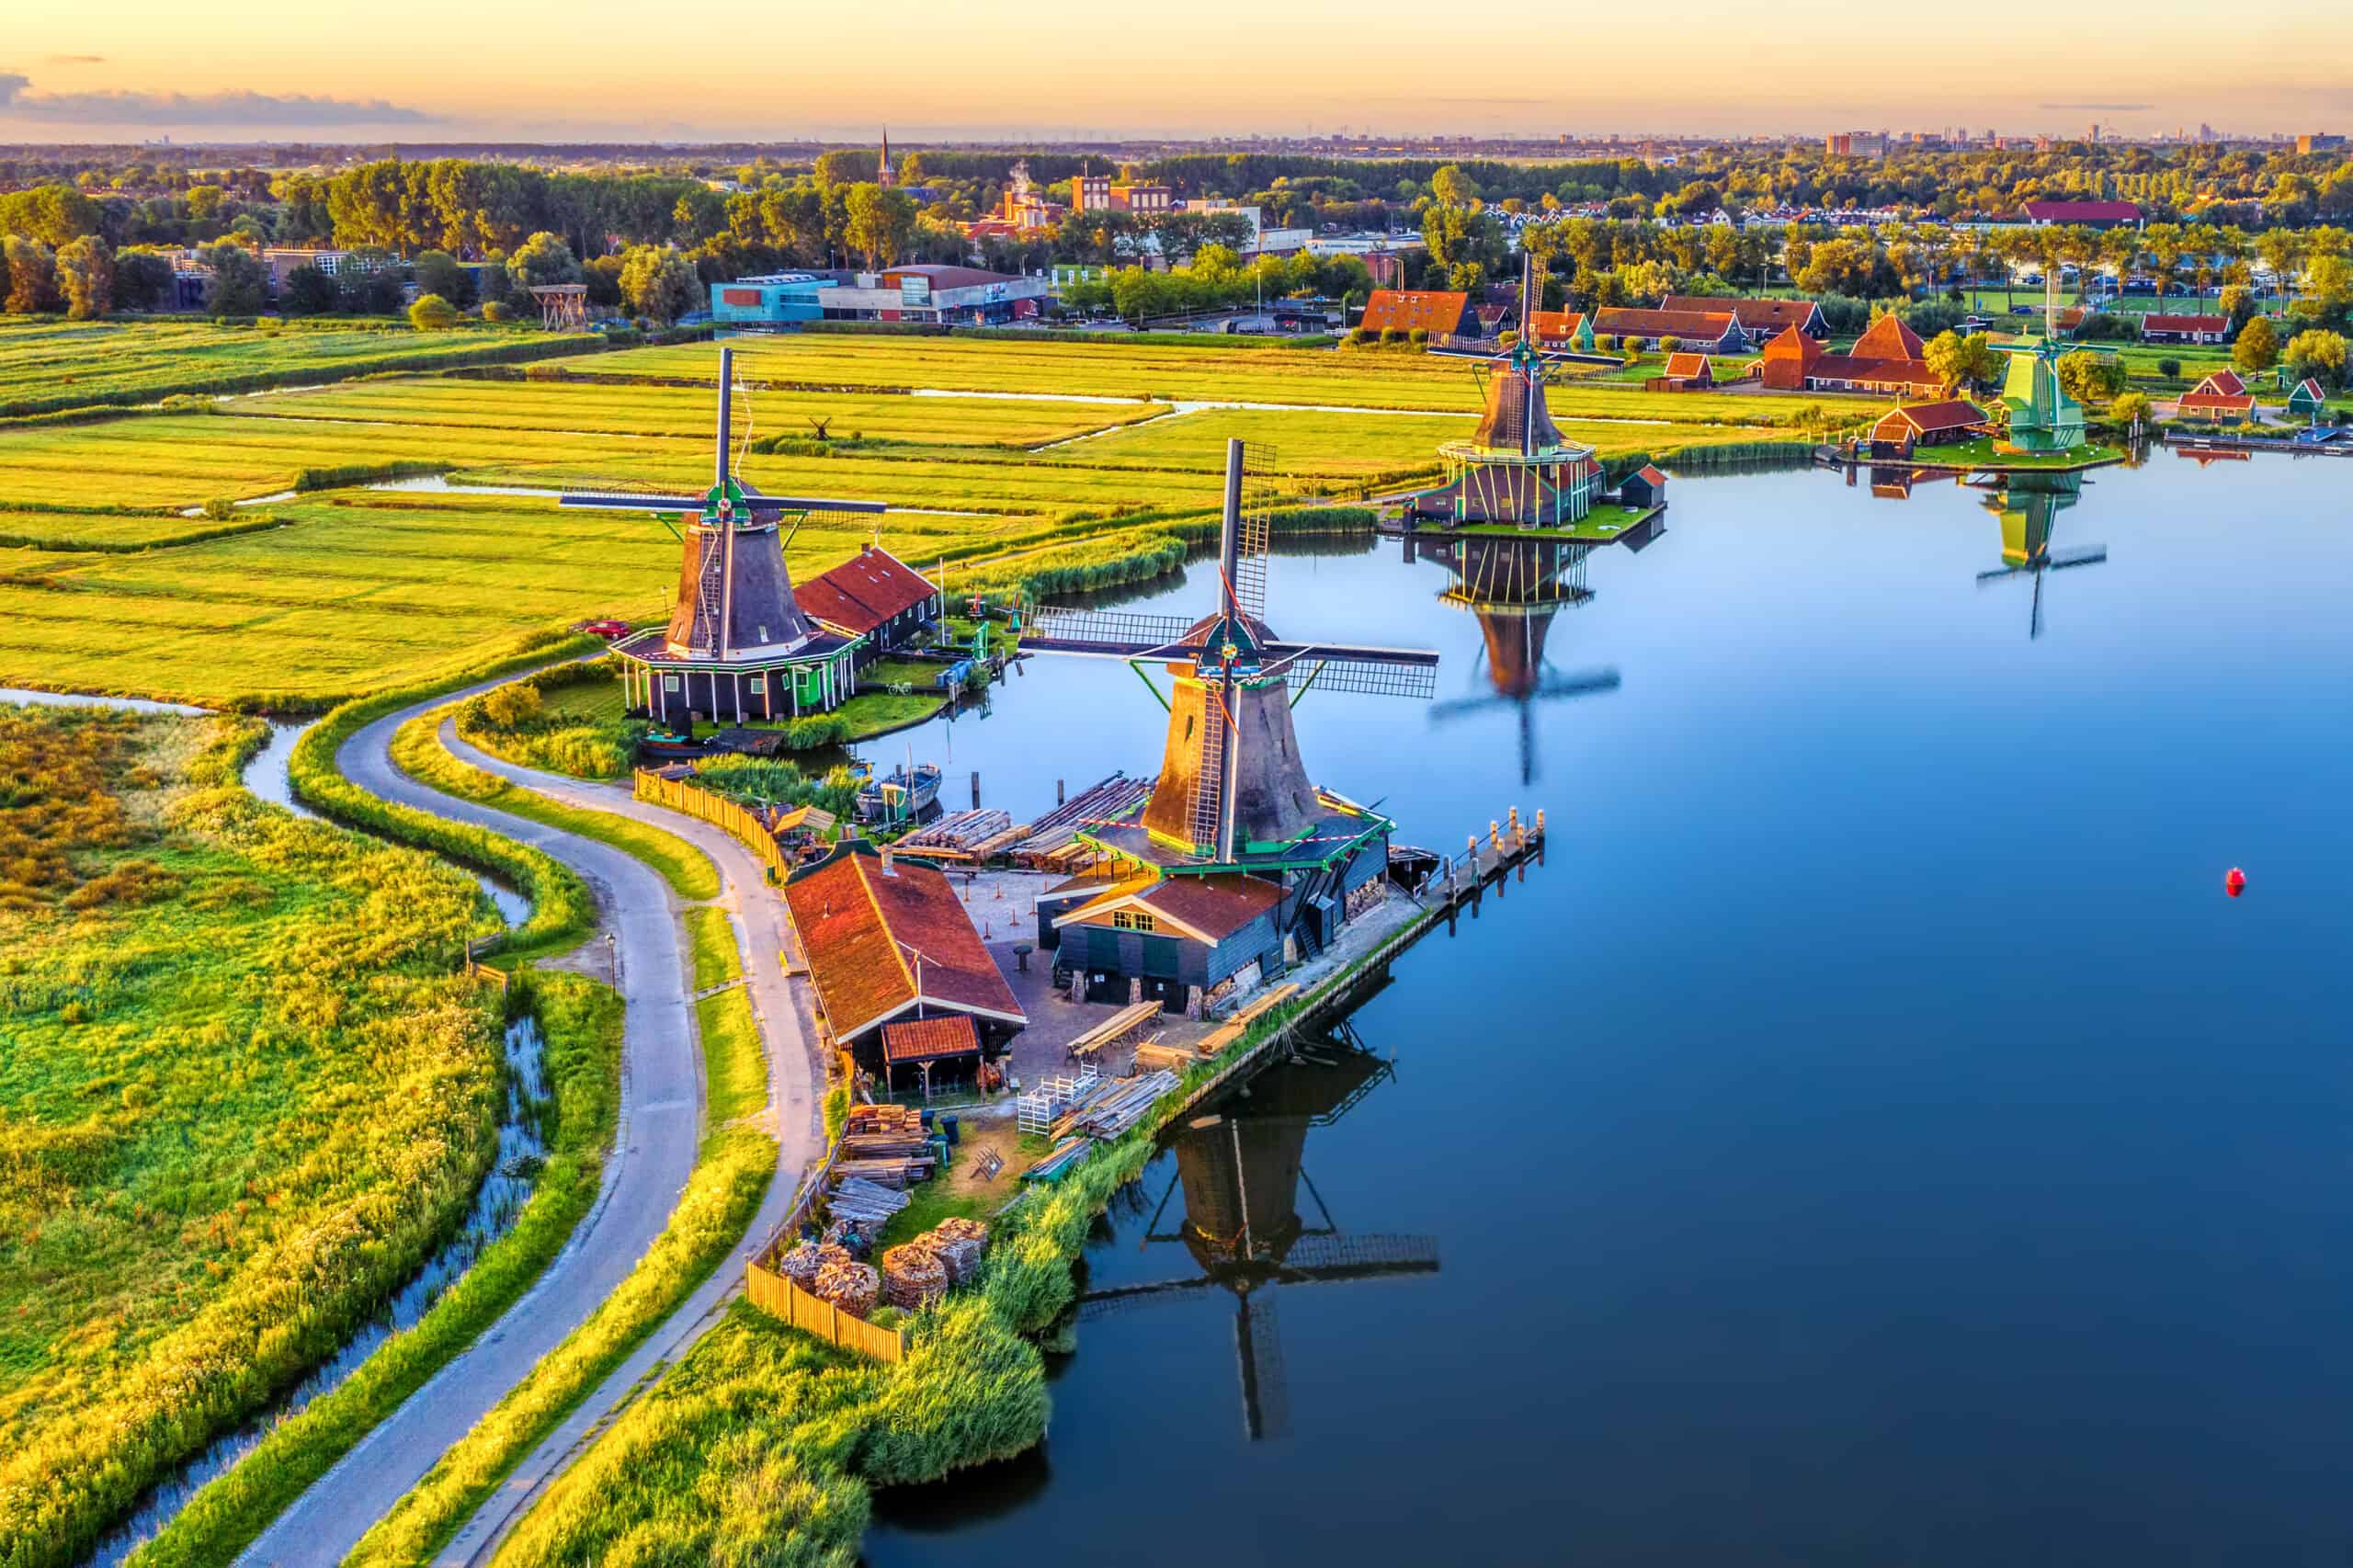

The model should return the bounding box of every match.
[480,299,513,324]
[1380,326,1405,345]
[2155,356,2183,380]
[408,293,460,332]
[1408,327,1428,345]
[1595,334,1619,353]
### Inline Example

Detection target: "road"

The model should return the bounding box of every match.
[235,683,821,1567]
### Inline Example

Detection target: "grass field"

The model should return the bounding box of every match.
[0,317,594,417]
[0,705,503,1568]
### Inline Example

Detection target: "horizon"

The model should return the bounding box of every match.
[4,0,2348,145]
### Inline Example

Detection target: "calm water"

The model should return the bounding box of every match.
[866,455,2353,1565]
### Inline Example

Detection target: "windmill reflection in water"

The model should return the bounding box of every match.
[1972,471,2106,641]
[1073,1026,1438,1440]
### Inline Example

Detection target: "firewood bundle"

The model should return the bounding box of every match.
[811,1258,880,1319]
[879,1242,949,1310]
[844,1104,923,1137]
[778,1240,848,1290]
[924,1218,988,1285]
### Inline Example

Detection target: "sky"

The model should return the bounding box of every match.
[2,0,2348,144]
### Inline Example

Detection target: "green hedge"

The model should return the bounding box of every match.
[293,459,456,492]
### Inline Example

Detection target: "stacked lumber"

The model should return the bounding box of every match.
[812,1257,881,1319]
[1133,1040,1202,1072]
[1010,774,1154,867]
[1022,1136,1091,1182]
[926,1218,989,1285]
[1049,1070,1178,1142]
[1199,982,1302,1055]
[1068,1000,1163,1061]
[835,1104,936,1187]
[895,809,1013,858]
[845,1105,922,1137]
[879,1243,949,1310]
[828,1176,911,1226]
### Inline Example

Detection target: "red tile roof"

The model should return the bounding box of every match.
[1661,352,1712,379]
[1359,289,1472,335]
[1139,874,1284,941]
[2176,392,2256,415]
[1851,314,1927,362]
[1593,307,1738,342]
[2143,314,2226,335]
[1804,354,1944,392]
[1761,324,1824,363]
[2022,200,2143,223]
[2193,369,2246,397]
[1659,295,1821,332]
[782,844,1026,1042]
[1873,399,1988,438]
[1526,309,1585,343]
[881,1014,981,1063]
[794,546,937,638]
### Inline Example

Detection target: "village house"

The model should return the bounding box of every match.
[1359,288,1476,337]
[780,840,1027,1085]
[2286,378,2330,419]
[1525,309,1596,352]
[1591,306,1747,355]
[1036,873,1290,1013]
[2176,368,2256,420]
[1658,294,1828,338]
[1869,398,1989,459]
[1647,351,1716,391]
[2140,313,2229,346]
[2020,199,2143,230]
[790,545,944,673]
[1760,316,1943,396]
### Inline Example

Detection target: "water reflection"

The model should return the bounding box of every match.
[1972,472,2107,641]
[1074,1023,1439,1440]
[1413,532,1632,785]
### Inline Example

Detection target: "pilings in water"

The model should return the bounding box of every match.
[1434,805,1545,934]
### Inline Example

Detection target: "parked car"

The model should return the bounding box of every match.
[574,619,631,640]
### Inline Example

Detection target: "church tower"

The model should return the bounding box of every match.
[877,129,895,188]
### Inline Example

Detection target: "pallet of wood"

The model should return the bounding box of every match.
[895,808,1013,858]
[1133,1040,1202,1072]
[1050,1070,1177,1142]
[827,1176,912,1226]
[834,1156,937,1188]
[844,1104,923,1138]
[1068,1000,1163,1061]
[1199,982,1301,1054]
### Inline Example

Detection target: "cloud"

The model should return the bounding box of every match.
[47,54,105,65]
[0,73,434,126]
[2039,102,2154,111]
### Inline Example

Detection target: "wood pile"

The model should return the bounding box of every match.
[845,1104,922,1136]
[1068,1000,1163,1062]
[926,1218,989,1285]
[1049,1070,1178,1142]
[1010,774,1154,867]
[1022,1136,1091,1183]
[827,1176,911,1226]
[894,809,1013,858]
[879,1242,949,1310]
[811,1257,881,1319]
[778,1240,850,1290]
[837,1104,937,1187]
[1199,983,1301,1055]
[1133,1040,1203,1072]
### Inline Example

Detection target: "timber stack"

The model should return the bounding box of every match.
[838,1103,938,1187]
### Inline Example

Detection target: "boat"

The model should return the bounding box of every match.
[855,759,942,823]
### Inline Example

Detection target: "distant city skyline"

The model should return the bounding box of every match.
[2,0,2347,144]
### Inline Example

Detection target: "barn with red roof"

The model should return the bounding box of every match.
[793,545,942,671]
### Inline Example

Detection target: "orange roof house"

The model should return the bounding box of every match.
[1359,289,1473,336]
[1763,317,1941,395]
[1592,307,1746,352]
[794,545,940,642]
[781,841,1026,1056]
[2176,391,2256,420]
[1659,294,1826,337]
[1870,399,1989,451]
[2188,369,2246,399]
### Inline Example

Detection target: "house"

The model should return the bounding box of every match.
[2187,369,2246,399]
[1591,307,1747,355]
[1659,294,1827,339]
[2286,378,2330,418]
[1039,873,1290,1013]
[791,546,942,670]
[1760,317,1944,396]
[1526,310,1596,352]
[1647,352,1715,391]
[779,840,1027,1073]
[2175,390,2256,421]
[2141,313,2228,345]
[820,265,1047,326]
[1359,288,1474,337]
[1869,399,1989,459]
[1617,465,1668,509]
[2020,199,2143,229]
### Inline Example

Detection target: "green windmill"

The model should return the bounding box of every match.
[1997,275,2087,454]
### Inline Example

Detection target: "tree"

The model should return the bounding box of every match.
[2109,390,2151,431]
[482,300,514,324]
[2155,357,2182,380]
[199,241,267,314]
[3,237,57,313]
[408,292,460,331]
[618,244,699,324]
[2233,314,2279,374]
[2056,349,2127,403]
[413,249,474,308]
[1924,329,1973,391]
[841,184,916,269]
[2281,328,2349,391]
[506,231,582,290]
[280,264,340,316]
[1430,165,1481,208]
[2306,254,2353,322]
[112,250,173,312]
[53,235,113,320]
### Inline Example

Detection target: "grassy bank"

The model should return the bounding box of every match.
[125,973,625,1568]
[0,706,502,1568]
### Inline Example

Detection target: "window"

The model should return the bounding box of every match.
[664,675,682,690]
[1132,913,1155,932]
[1112,911,1131,929]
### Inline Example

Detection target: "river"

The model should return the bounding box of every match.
[862,453,2353,1564]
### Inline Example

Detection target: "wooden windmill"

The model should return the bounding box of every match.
[1974,472,2105,641]
[1425,535,1621,786]
[1073,1037,1438,1440]
[1024,440,1438,864]
[553,347,890,727]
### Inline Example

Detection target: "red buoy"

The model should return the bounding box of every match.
[2225,868,2247,898]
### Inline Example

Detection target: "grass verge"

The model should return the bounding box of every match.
[686,905,767,1126]
[124,974,625,1568]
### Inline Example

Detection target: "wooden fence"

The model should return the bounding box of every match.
[745,1263,906,1362]
[634,768,787,879]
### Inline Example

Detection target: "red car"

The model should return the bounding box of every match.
[575,619,631,641]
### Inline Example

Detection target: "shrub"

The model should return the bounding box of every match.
[1380,326,1405,345]
[1595,334,1619,353]
[2155,356,2183,379]
[480,299,513,324]
[408,293,460,332]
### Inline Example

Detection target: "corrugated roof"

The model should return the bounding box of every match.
[1360,289,1471,335]
[794,546,936,638]
[782,844,1025,1041]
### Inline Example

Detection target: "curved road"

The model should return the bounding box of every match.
[236,681,822,1567]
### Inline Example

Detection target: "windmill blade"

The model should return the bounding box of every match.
[2046,545,2108,570]
[1532,666,1623,699]
[1428,694,1513,722]
[1022,604,1199,660]
[1236,1291,1290,1441]
[1279,1233,1441,1276]
[1233,440,1279,621]
[1269,642,1438,700]
[2029,566,2046,641]
[1072,1274,1225,1323]
[558,490,709,513]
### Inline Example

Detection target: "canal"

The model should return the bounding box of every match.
[864,454,2353,1563]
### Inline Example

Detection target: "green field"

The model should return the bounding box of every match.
[0,317,594,417]
[0,706,502,1567]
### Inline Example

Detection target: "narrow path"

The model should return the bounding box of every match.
[233,680,819,1567]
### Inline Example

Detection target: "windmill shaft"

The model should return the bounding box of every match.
[715,345,734,488]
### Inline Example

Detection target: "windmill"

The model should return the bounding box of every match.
[1996,269,2090,455]
[553,347,888,729]
[1024,439,1438,869]
[1974,472,2105,640]
[1072,1033,1439,1440]
[1407,251,1603,531]
[1424,534,1622,786]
